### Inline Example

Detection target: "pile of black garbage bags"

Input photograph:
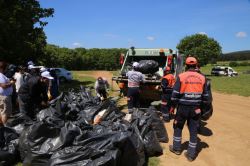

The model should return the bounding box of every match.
[0,88,168,166]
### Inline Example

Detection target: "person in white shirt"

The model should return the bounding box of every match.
[13,65,24,93]
[0,61,15,125]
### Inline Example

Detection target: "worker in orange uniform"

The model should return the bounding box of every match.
[161,66,175,122]
[169,57,209,161]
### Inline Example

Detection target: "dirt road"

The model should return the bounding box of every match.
[159,92,250,166]
[83,71,250,166]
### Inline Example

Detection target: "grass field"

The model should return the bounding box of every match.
[63,67,250,97]
[201,65,250,96]
[59,71,96,91]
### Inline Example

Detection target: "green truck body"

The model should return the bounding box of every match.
[112,47,183,101]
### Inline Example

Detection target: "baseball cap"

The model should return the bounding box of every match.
[41,71,54,80]
[132,62,139,68]
[185,57,197,65]
[40,67,47,73]
[28,65,36,69]
[27,61,35,66]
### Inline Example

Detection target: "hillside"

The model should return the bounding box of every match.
[219,50,250,61]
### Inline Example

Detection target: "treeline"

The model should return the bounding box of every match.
[218,50,250,61]
[39,44,127,70]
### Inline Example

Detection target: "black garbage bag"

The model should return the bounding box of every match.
[0,126,20,166]
[19,121,80,166]
[138,60,159,74]
[50,130,145,166]
[132,110,163,157]
[49,146,120,166]
[147,106,169,143]
[201,103,213,121]
[141,128,163,157]
[5,113,33,134]
[36,107,63,122]
[100,100,126,122]
[201,79,213,121]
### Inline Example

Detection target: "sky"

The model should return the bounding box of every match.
[40,0,250,53]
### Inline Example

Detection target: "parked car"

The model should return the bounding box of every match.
[50,68,73,83]
[211,66,238,76]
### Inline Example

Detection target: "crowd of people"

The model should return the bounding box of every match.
[0,56,210,162]
[0,60,59,124]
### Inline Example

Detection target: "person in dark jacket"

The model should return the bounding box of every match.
[94,77,109,101]
[161,66,175,122]
[18,71,53,119]
[169,57,209,161]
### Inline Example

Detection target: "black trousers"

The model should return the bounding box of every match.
[18,95,40,119]
[161,93,172,118]
[127,87,140,111]
[97,89,107,99]
[173,105,201,158]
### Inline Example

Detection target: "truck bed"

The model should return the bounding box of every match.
[112,75,161,85]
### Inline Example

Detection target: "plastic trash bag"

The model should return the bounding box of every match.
[0,126,20,166]
[138,60,159,74]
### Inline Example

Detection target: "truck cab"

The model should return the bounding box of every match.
[112,47,183,102]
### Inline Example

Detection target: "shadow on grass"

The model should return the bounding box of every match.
[59,80,94,92]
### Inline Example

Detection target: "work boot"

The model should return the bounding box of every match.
[169,145,181,155]
[184,152,195,162]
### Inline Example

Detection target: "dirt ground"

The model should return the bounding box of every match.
[84,71,250,166]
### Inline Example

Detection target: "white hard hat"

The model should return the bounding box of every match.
[132,62,139,68]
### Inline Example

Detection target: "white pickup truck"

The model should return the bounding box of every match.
[211,66,238,76]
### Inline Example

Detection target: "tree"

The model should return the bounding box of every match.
[0,0,54,64]
[177,34,222,66]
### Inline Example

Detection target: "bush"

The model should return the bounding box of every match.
[229,61,238,67]
[240,61,250,66]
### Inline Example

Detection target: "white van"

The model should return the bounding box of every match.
[211,66,238,76]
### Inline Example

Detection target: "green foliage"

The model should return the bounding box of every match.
[41,45,126,70]
[0,0,54,64]
[219,50,250,61]
[177,34,222,66]
[148,157,160,166]
[240,61,250,66]
[229,61,238,67]
[228,61,250,67]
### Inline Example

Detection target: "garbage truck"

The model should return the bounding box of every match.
[112,47,184,102]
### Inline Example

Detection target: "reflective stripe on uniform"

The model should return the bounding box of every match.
[173,90,180,94]
[179,99,202,102]
[173,136,182,142]
[188,142,197,148]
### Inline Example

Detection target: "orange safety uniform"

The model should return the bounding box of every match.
[161,73,175,122]
[162,74,175,92]
[171,69,208,106]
